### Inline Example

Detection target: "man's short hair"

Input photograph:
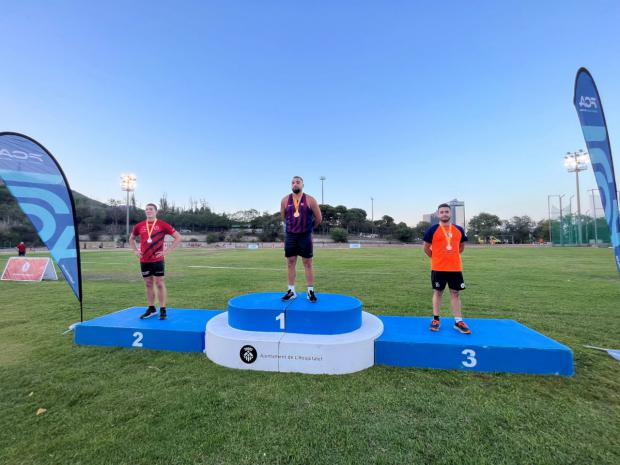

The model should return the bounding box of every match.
[437,203,450,210]
[292,176,303,182]
[145,203,158,210]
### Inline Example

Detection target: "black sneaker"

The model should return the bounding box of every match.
[139,307,157,319]
[281,289,297,301]
[159,308,167,320]
[307,290,317,303]
[453,321,471,334]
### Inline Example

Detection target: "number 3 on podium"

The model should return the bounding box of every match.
[461,349,477,368]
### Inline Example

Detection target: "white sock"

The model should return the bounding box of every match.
[288,285,295,293]
[307,286,314,293]
[455,317,463,323]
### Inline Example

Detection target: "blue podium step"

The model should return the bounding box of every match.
[375,316,574,376]
[73,304,575,376]
[228,292,362,334]
[75,307,222,353]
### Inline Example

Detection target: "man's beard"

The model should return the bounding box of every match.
[292,187,301,194]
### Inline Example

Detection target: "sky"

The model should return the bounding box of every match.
[1,1,619,226]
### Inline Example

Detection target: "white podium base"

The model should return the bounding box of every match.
[205,312,384,375]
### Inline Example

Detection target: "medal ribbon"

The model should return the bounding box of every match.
[146,219,158,242]
[439,223,452,250]
[292,194,302,217]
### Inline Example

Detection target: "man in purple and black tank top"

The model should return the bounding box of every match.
[280,176,322,302]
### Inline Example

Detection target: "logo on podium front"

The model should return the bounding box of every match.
[240,345,257,364]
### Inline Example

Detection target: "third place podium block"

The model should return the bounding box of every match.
[375,317,574,376]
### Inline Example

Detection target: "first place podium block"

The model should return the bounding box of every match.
[206,292,383,374]
[228,292,363,334]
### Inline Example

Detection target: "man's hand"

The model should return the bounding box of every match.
[423,242,432,258]
[134,250,142,259]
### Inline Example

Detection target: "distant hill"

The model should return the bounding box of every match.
[0,183,122,246]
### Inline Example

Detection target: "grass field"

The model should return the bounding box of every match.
[1,246,619,465]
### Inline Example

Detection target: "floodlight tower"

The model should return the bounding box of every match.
[564,150,589,244]
[320,176,326,204]
[120,174,137,239]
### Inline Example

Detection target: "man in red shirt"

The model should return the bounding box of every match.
[423,203,471,334]
[17,242,26,256]
[129,203,182,320]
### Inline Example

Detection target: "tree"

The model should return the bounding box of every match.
[412,221,431,241]
[533,219,550,242]
[375,215,396,236]
[330,228,348,243]
[468,213,501,242]
[251,212,283,241]
[393,222,413,242]
[504,216,535,243]
[342,208,367,233]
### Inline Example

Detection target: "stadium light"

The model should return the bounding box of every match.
[320,176,326,204]
[564,150,588,245]
[120,174,137,240]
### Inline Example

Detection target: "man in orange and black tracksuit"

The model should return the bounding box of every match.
[423,203,471,334]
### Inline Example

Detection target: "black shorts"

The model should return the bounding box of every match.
[18,251,25,256]
[140,261,165,278]
[285,232,313,258]
[431,270,465,291]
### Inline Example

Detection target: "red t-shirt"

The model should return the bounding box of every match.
[17,244,26,253]
[131,219,176,263]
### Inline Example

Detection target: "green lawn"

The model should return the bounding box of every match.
[1,246,619,465]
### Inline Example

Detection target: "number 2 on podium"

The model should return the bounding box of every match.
[275,312,285,330]
[132,331,144,347]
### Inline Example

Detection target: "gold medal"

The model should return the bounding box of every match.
[292,194,302,218]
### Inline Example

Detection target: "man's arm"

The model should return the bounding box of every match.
[280,197,287,221]
[128,234,141,258]
[310,196,322,227]
[162,231,183,257]
[459,226,467,253]
[424,242,432,258]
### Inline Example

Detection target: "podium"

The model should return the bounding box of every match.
[74,294,574,376]
[206,293,383,374]
[75,307,221,352]
[375,316,574,376]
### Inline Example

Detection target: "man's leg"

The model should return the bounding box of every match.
[145,276,155,306]
[449,290,462,319]
[287,256,298,287]
[302,257,314,287]
[154,277,167,307]
[432,289,443,317]
[139,275,158,319]
[302,257,317,302]
[449,282,470,334]
[429,289,444,331]
[154,276,167,319]
[282,256,299,300]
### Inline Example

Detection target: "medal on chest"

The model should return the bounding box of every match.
[146,220,157,244]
